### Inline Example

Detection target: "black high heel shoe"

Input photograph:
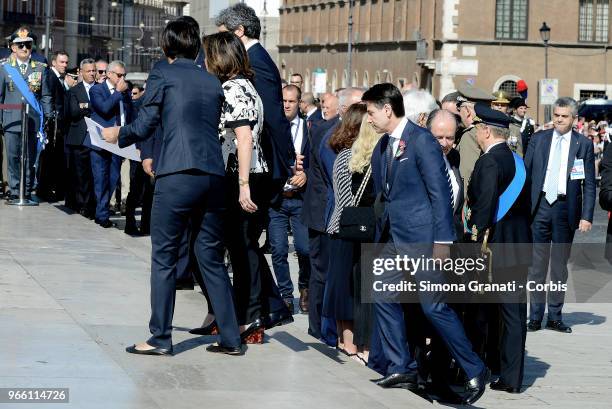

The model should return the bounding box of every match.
[240,318,265,344]
[189,320,218,336]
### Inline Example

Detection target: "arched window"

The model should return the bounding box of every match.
[362,71,369,88]
[352,71,358,87]
[384,70,393,83]
[498,80,519,98]
[374,71,381,85]
[342,69,348,88]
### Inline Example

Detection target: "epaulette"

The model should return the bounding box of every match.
[32,60,47,68]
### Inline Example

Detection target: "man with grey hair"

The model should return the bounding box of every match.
[216,2,296,328]
[403,89,439,127]
[299,92,323,128]
[89,59,132,228]
[337,87,364,116]
[525,96,596,334]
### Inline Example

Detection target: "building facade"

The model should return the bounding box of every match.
[279,0,612,123]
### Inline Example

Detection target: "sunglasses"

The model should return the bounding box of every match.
[112,71,126,78]
[16,42,33,50]
[97,70,106,74]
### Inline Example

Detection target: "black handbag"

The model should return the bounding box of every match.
[338,166,375,242]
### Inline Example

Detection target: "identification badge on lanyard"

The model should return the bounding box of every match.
[570,158,585,180]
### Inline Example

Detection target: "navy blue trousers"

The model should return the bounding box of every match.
[368,240,484,379]
[529,197,575,321]
[90,149,122,222]
[148,171,240,349]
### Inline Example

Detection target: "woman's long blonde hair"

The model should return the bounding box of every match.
[348,116,383,173]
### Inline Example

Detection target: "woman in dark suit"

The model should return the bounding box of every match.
[102,20,241,356]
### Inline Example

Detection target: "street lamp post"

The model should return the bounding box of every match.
[346,0,354,87]
[540,22,551,122]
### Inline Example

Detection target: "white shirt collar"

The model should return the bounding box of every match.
[306,107,317,118]
[484,140,506,154]
[15,56,30,66]
[553,128,572,140]
[389,117,409,139]
[291,116,301,126]
[244,38,259,51]
[51,67,62,78]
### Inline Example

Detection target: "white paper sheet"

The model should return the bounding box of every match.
[84,117,141,162]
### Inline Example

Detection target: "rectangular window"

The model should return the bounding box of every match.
[495,0,528,40]
[580,0,609,42]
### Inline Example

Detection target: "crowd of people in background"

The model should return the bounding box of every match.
[2,3,612,407]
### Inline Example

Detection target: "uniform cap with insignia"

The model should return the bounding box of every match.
[509,96,529,109]
[456,81,495,104]
[472,103,510,129]
[492,90,510,105]
[10,28,33,44]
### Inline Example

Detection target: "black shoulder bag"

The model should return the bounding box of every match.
[338,166,376,242]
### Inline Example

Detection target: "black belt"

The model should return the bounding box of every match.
[542,192,567,202]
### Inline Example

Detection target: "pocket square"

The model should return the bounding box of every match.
[399,158,409,162]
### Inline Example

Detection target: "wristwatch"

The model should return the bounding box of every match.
[238,178,249,186]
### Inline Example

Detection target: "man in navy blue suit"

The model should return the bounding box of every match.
[364,84,487,404]
[525,97,596,334]
[89,60,132,227]
[102,20,241,356]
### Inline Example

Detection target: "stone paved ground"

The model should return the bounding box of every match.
[1,201,611,409]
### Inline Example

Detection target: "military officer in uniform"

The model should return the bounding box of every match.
[0,28,52,200]
[465,103,531,394]
[491,90,524,156]
[455,82,495,194]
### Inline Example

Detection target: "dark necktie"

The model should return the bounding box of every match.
[385,134,394,184]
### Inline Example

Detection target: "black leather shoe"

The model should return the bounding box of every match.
[240,318,264,343]
[464,368,490,405]
[527,320,542,332]
[206,344,243,355]
[283,298,294,314]
[189,320,218,336]
[124,223,142,236]
[371,372,418,390]
[265,310,294,329]
[490,379,521,393]
[125,344,173,356]
[428,381,463,404]
[545,320,572,333]
[97,219,116,228]
[175,279,194,290]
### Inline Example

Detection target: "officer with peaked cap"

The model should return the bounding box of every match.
[455,82,495,194]
[491,91,524,156]
[0,27,52,201]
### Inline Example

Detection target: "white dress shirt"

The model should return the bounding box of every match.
[444,155,460,211]
[290,115,304,154]
[543,129,571,195]
[51,67,68,90]
[484,140,506,154]
[106,79,125,126]
[83,81,94,100]
[388,117,409,154]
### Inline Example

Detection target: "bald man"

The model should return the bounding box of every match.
[300,92,323,128]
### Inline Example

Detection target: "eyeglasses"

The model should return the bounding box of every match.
[16,42,32,50]
[112,71,126,78]
[97,70,106,74]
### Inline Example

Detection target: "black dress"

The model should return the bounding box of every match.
[351,167,375,347]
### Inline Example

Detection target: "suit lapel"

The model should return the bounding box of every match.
[538,129,553,188]
[452,166,463,212]
[388,121,411,191]
[300,119,309,153]
[566,131,580,181]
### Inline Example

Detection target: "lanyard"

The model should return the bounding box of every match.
[292,117,301,150]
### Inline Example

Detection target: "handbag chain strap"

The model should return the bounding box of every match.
[352,165,372,207]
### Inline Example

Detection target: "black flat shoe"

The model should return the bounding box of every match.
[125,344,173,356]
[265,310,294,329]
[371,372,418,390]
[206,344,243,355]
[464,368,490,405]
[527,320,542,332]
[545,320,572,333]
[490,379,521,393]
[189,320,218,335]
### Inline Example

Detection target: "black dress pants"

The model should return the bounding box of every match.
[307,228,330,339]
[148,171,239,349]
[224,172,287,326]
[125,160,152,227]
[67,144,95,213]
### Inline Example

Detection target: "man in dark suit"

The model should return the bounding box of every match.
[300,92,324,129]
[600,143,612,264]
[38,50,70,203]
[215,2,295,328]
[66,58,97,218]
[268,84,311,312]
[365,84,487,405]
[466,103,532,394]
[301,99,340,340]
[89,60,132,228]
[525,97,596,333]
[102,20,240,355]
